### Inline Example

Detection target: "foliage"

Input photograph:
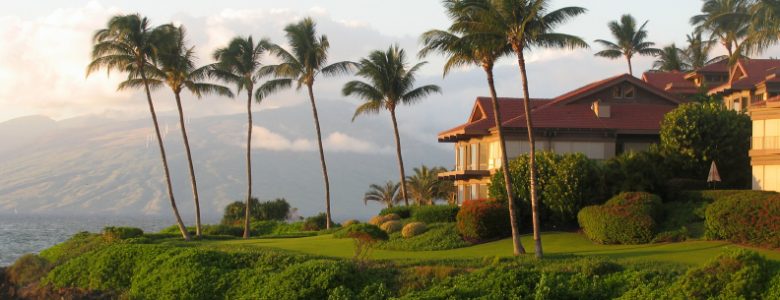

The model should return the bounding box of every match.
[578,192,663,244]
[261,260,358,300]
[594,14,662,74]
[7,254,51,286]
[705,192,780,247]
[362,181,400,208]
[221,198,291,225]
[368,215,385,226]
[303,213,329,231]
[380,221,403,234]
[675,249,771,299]
[378,223,469,251]
[405,165,454,205]
[456,200,510,242]
[412,205,459,223]
[600,149,668,197]
[659,102,751,188]
[652,44,690,71]
[379,206,412,219]
[101,227,144,241]
[490,151,602,228]
[401,222,428,239]
[340,224,388,262]
[341,220,360,228]
[38,232,106,266]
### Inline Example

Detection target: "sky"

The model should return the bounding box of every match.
[4,0,780,139]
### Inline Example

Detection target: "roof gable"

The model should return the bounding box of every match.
[541,74,681,108]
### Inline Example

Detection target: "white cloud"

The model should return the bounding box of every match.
[324,131,392,154]
[249,126,390,154]
[251,126,313,151]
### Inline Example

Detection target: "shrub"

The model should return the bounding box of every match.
[600,150,668,197]
[101,227,143,241]
[674,249,770,299]
[663,178,707,200]
[577,192,663,244]
[341,219,360,228]
[221,198,291,225]
[704,192,780,247]
[383,213,400,222]
[412,205,459,223]
[456,200,510,242]
[368,215,385,226]
[250,220,281,236]
[378,223,468,251]
[339,224,388,262]
[401,222,428,238]
[39,232,106,265]
[380,221,402,234]
[339,224,388,241]
[202,224,243,237]
[379,206,413,219]
[261,260,358,300]
[303,213,328,231]
[7,254,51,286]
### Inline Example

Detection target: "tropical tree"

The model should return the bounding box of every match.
[406,165,452,205]
[691,0,751,64]
[594,14,662,75]
[362,181,400,208]
[652,44,690,72]
[257,17,357,229]
[750,0,780,53]
[456,0,588,258]
[210,36,271,239]
[345,45,441,207]
[419,0,524,253]
[684,32,723,69]
[139,24,234,237]
[86,14,191,240]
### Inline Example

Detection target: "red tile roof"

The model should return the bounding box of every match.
[709,59,780,94]
[642,71,699,95]
[438,98,549,137]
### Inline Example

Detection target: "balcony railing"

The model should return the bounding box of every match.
[455,160,501,172]
[752,136,780,150]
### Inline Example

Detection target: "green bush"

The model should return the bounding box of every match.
[221,198,291,225]
[412,205,459,223]
[250,220,282,236]
[7,254,51,286]
[401,222,427,238]
[663,178,708,200]
[261,260,358,299]
[379,206,413,219]
[378,223,468,251]
[303,213,328,231]
[380,221,402,234]
[600,150,668,197]
[202,224,243,237]
[383,213,400,222]
[38,232,106,265]
[674,249,771,299]
[705,192,780,247]
[680,189,776,203]
[101,227,143,241]
[578,192,663,244]
[341,219,360,228]
[456,200,510,242]
[335,224,388,241]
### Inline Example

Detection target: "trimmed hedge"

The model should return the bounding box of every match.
[412,205,459,223]
[578,192,663,244]
[334,224,388,241]
[705,192,780,248]
[401,222,427,238]
[101,227,143,241]
[379,206,413,219]
[380,221,403,234]
[456,200,510,242]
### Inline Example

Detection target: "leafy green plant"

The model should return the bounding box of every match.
[578,192,663,244]
[705,192,780,247]
[221,198,291,225]
[6,254,51,286]
[341,219,360,228]
[380,221,402,234]
[674,249,771,299]
[378,223,468,251]
[379,206,413,219]
[101,227,144,241]
[38,232,106,266]
[456,200,510,242]
[412,205,459,223]
[303,213,329,231]
[401,222,428,238]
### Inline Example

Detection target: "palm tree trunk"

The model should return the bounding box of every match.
[515,49,543,259]
[174,92,202,238]
[389,108,410,206]
[484,65,526,256]
[244,89,253,239]
[627,56,633,76]
[140,71,190,241]
[307,84,332,229]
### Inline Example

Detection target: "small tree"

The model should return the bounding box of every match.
[342,224,388,266]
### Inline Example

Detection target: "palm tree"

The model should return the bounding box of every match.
[344,45,441,207]
[691,0,751,64]
[257,17,357,229]
[86,14,191,240]
[594,14,662,75]
[363,181,400,208]
[419,0,524,253]
[457,0,588,258]
[406,166,451,205]
[210,36,271,239]
[684,32,723,69]
[652,44,690,72]
[750,0,780,53]
[138,25,234,237]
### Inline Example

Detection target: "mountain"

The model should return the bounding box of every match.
[0,100,451,221]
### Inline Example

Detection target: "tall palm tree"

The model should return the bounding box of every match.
[363,181,400,208]
[652,44,690,72]
[136,25,234,237]
[691,0,751,64]
[419,0,524,254]
[210,36,270,239]
[86,14,191,240]
[457,0,588,258]
[594,14,662,75]
[406,165,451,205]
[344,45,441,207]
[684,32,723,69]
[257,17,357,229]
[750,0,780,53]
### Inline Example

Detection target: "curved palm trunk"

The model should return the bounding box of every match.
[389,108,410,206]
[244,89,253,239]
[140,72,191,241]
[307,84,332,229]
[485,65,526,256]
[174,92,202,238]
[515,50,542,259]
[626,56,633,76]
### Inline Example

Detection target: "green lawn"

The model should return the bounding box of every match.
[198,231,780,266]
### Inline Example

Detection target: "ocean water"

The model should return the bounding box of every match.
[0,214,172,266]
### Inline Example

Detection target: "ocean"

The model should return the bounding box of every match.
[0,214,174,266]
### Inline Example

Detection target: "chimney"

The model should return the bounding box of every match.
[591,100,610,118]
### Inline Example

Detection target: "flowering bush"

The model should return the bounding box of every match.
[705,192,780,248]
[455,199,510,242]
[577,192,662,244]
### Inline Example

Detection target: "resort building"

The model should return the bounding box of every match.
[749,96,780,192]
[642,71,700,99]
[706,59,780,112]
[438,74,684,202]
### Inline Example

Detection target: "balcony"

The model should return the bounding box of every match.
[438,161,499,181]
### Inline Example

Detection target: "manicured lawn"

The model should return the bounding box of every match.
[198,231,780,266]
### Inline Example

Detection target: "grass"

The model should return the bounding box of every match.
[196,231,780,266]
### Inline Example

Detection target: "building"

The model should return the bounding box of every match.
[706,59,780,111]
[749,96,780,192]
[437,74,684,203]
[642,70,700,99]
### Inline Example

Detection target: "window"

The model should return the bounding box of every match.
[470,143,478,170]
[458,185,465,202]
[612,86,623,99]
[478,184,489,199]
[622,85,635,98]
[457,145,466,171]
[471,184,479,200]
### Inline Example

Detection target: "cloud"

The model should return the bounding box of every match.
[249,126,390,154]
[251,126,313,151]
[324,132,392,154]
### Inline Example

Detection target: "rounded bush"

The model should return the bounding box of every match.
[340,223,388,241]
[577,192,662,244]
[102,227,144,241]
[368,216,385,226]
[401,222,428,238]
[380,221,402,234]
[7,254,51,286]
[412,205,459,223]
[379,206,413,219]
[341,219,360,228]
[456,200,510,242]
[383,213,400,221]
[675,249,769,299]
[704,192,780,247]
